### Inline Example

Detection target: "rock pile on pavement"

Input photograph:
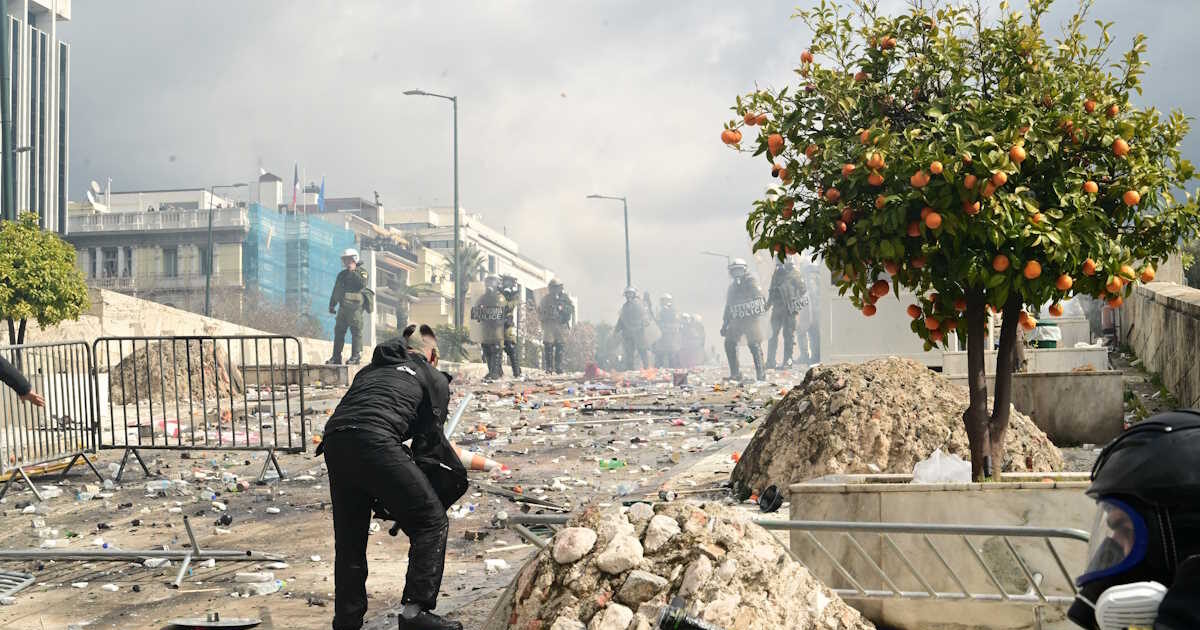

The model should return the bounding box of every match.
[731,358,1063,491]
[489,501,874,630]
[109,339,244,405]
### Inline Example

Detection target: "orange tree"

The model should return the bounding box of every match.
[724,0,1200,479]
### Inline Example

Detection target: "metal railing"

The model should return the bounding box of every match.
[93,336,306,482]
[499,514,1089,609]
[0,341,104,501]
[88,271,244,292]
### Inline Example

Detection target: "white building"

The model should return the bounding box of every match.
[0,0,70,232]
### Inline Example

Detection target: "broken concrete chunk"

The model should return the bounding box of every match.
[679,554,713,597]
[234,571,275,583]
[641,515,680,553]
[616,570,668,607]
[552,527,598,565]
[588,603,633,630]
[549,617,586,630]
[595,534,643,575]
[626,502,653,524]
[233,580,281,596]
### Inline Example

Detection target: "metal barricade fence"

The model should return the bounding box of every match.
[0,341,103,501]
[92,336,306,482]
[499,514,1089,623]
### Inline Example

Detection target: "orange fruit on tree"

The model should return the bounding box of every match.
[1055,274,1074,291]
[925,211,943,229]
[771,163,783,177]
[767,134,785,156]
[1083,180,1099,194]
[1119,264,1136,280]
[1106,276,1124,293]
[1021,316,1037,331]
[1023,260,1042,280]
[1113,138,1130,157]
[860,129,872,144]
[836,220,848,234]
[1030,212,1044,225]
[1048,303,1064,317]
[885,260,900,275]
[780,168,793,184]
[929,161,943,175]
[875,194,887,209]
[992,254,1010,272]
[1083,258,1097,276]
[862,303,877,316]
[906,304,922,319]
[991,171,1008,187]
[963,173,978,190]
[911,256,926,268]
[910,170,930,188]
[840,207,855,224]
[930,329,944,342]
[825,188,841,203]
[907,221,921,237]
[805,144,820,159]
[881,36,897,50]
[871,279,890,297]
[962,153,973,165]
[924,316,940,331]
[801,49,814,63]
[1108,295,1124,308]
[963,200,981,215]
[1140,266,1156,283]
[1123,190,1140,206]
[756,114,767,125]
[841,163,856,178]
[853,71,868,82]
[1107,104,1120,118]
[1009,145,1026,164]
[743,112,758,126]
[721,129,742,145]
[867,171,884,186]
[1084,99,1097,113]
[954,298,967,311]
[867,152,885,169]
[982,182,997,198]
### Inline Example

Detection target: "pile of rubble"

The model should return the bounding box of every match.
[731,358,1063,492]
[487,501,873,629]
[109,339,244,405]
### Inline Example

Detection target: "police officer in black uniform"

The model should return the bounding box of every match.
[319,329,461,630]
[1068,409,1200,629]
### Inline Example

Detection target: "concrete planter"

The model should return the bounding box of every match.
[789,473,1093,630]
[945,371,1124,445]
[942,346,1108,376]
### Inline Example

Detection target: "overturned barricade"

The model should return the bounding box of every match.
[94,335,306,482]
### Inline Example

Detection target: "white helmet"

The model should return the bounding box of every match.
[342,248,359,262]
[729,258,749,277]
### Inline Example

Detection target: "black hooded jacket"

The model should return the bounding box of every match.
[324,338,442,443]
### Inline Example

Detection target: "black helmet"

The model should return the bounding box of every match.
[1087,409,1200,504]
[1070,409,1200,629]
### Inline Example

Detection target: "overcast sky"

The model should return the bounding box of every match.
[61,1,1200,340]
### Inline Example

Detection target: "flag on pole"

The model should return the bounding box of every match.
[291,163,299,211]
[318,176,326,213]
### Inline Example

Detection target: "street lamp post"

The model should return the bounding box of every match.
[586,194,631,288]
[404,89,462,332]
[700,251,732,266]
[205,183,247,317]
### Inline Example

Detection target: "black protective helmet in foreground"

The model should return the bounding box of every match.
[1087,409,1200,504]
[1069,409,1200,630]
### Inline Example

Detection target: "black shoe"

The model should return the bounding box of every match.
[347,355,361,365]
[325,357,342,365]
[398,610,462,630]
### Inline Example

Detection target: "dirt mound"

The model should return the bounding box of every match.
[731,358,1063,491]
[487,501,874,630]
[108,340,243,405]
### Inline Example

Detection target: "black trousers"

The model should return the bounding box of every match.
[322,429,449,630]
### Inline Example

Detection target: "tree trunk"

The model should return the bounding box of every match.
[16,317,25,345]
[989,296,1023,478]
[5,317,14,346]
[963,291,991,480]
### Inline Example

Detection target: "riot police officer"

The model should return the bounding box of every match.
[328,248,369,365]
[613,287,650,370]
[765,258,808,369]
[499,275,522,378]
[1068,409,1200,629]
[538,279,573,374]
[797,261,824,364]
[720,259,766,381]
[654,294,682,369]
[470,275,506,380]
